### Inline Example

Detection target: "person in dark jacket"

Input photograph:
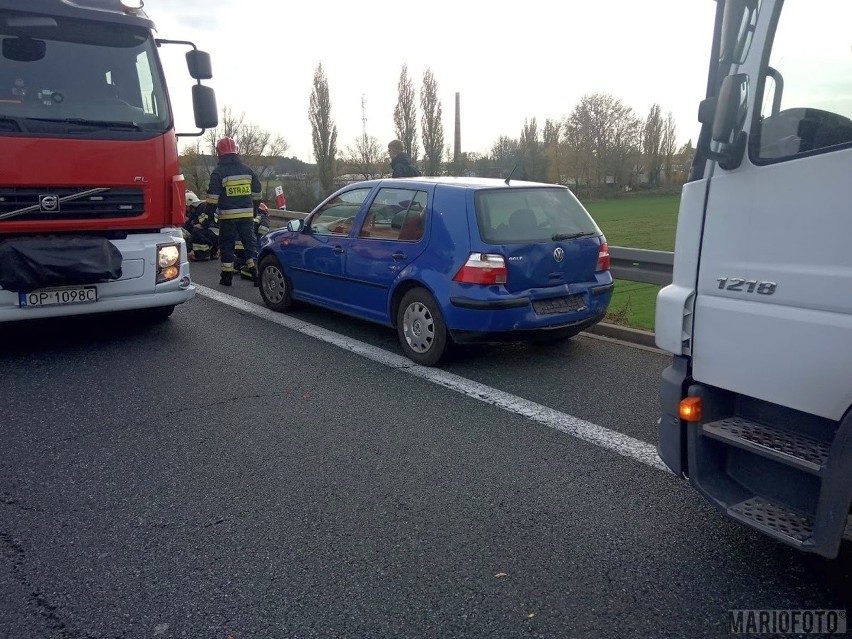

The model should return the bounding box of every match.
[388,139,421,178]
[206,137,262,286]
[235,202,272,279]
[183,191,219,261]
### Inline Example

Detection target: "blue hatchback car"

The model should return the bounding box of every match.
[257,177,613,365]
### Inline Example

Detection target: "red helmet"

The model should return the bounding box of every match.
[258,202,268,212]
[216,137,238,156]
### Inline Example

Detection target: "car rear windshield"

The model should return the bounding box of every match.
[474,187,600,244]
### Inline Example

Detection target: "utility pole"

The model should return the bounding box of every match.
[453,92,461,176]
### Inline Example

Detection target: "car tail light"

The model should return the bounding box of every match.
[453,253,507,285]
[596,242,610,271]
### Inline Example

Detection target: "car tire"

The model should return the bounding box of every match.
[396,288,448,366]
[259,255,293,312]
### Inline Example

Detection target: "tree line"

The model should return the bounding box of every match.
[180,63,694,211]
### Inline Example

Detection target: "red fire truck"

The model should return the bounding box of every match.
[0,0,217,322]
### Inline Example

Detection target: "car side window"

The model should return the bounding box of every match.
[358,188,427,242]
[309,188,371,236]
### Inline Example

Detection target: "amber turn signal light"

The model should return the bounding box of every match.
[679,397,702,422]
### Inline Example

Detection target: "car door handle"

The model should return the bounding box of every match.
[392,252,407,261]
[333,246,345,254]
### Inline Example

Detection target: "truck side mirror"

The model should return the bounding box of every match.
[185,49,212,80]
[192,84,218,129]
[713,73,748,143]
[699,73,749,170]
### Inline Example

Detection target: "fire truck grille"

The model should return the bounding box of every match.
[0,187,145,221]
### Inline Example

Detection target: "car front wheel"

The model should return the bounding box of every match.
[396,288,448,366]
[259,255,293,312]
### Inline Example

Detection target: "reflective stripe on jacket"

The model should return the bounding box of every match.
[206,154,262,220]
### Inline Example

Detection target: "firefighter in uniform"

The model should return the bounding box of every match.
[183,191,219,261]
[235,201,272,279]
[205,137,262,286]
[181,191,197,256]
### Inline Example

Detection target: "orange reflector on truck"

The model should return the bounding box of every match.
[679,397,702,422]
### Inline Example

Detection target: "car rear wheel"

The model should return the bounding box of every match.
[396,288,448,366]
[259,255,293,312]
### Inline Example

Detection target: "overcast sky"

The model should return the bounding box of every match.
[152,0,718,161]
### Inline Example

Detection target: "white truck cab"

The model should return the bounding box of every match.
[656,0,852,558]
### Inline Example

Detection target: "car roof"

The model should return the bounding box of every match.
[352,177,561,191]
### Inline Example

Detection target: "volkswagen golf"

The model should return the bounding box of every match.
[257,177,613,365]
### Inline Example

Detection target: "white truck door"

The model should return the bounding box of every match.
[692,0,852,421]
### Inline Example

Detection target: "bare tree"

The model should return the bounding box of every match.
[309,63,338,195]
[519,118,547,182]
[661,111,678,185]
[643,103,664,187]
[341,134,385,181]
[668,139,694,186]
[420,69,444,176]
[542,118,562,184]
[393,64,418,160]
[563,103,595,197]
[179,138,211,196]
[490,135,520,177]
[565,93,641,197]
[198,106,289,198]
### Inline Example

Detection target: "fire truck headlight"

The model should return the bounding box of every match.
[157,244,180,269]
[156,244,181,283]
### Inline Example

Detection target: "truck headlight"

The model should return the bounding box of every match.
[157,243,180,283]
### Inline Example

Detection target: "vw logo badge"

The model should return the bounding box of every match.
[40,195,60,212]
[553,247,565,263]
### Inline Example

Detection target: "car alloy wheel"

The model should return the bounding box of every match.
[396,288,448,366]
[403,300,434,354]
[259,255,293,312]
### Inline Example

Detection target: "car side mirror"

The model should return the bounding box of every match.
[286,219,303,232]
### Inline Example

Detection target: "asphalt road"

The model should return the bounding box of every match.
[1,261,850,638]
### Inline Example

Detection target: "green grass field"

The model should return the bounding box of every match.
[605,280,661,331]
[585,194,679,251]
[584,194,680,331]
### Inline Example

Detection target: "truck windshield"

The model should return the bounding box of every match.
[0,11,170,133]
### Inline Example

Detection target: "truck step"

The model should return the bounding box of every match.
[728,496,814,546]
[703,417,829,474]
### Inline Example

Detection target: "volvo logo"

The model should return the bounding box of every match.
[39,195,60,212]
[553,247,565,263]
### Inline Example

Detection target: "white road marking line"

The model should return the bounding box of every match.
[196,285,668,472]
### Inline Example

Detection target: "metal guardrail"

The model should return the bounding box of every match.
[609,247,674,286]
[267,208,306,221]
[268,210,674,286]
